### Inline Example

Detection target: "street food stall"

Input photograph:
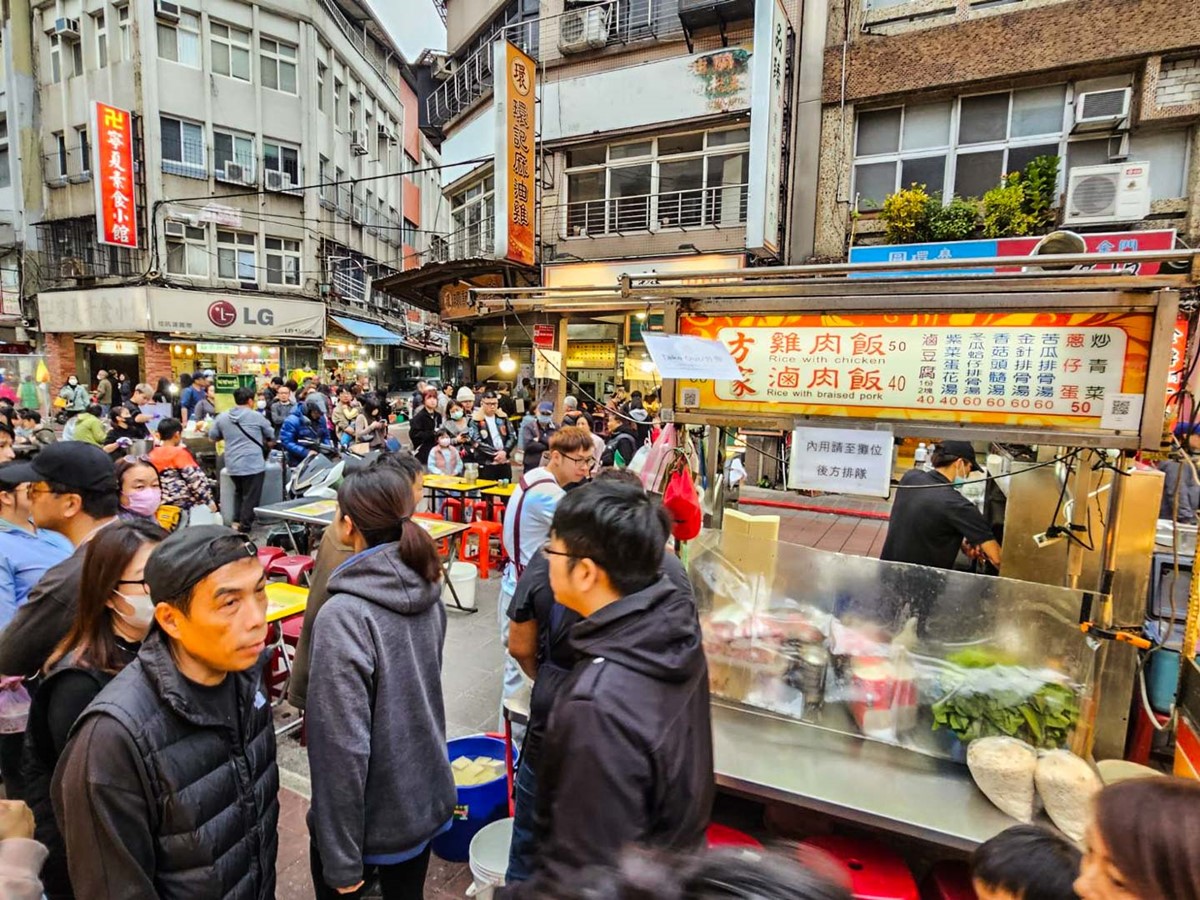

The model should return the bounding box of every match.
[469,248,1200,846]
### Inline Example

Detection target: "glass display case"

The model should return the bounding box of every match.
[689,530,1099,762]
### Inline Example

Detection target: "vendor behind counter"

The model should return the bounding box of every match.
[881,440,1001,572]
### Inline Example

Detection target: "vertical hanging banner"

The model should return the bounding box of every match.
[91,101,138,248]
[494,40,537,267]
[745,0,790,257]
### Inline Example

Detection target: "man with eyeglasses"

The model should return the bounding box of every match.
[498,479,711,898]
[498,428,594,742]
[467,390,517,482]
[53,524,277,899]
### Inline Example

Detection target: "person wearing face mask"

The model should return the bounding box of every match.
[455,385,476,419]
[443,401,470,444]
[428,427,464,478]
[114,458,162,522]
[57,377,88,416]
[21,518,165,900]
[519,402,558,471]
[880,440,1000,571]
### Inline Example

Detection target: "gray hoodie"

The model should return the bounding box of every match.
[305,542,457,888]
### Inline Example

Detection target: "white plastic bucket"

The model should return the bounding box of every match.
[466,817,512,899]
[443,561,479,610]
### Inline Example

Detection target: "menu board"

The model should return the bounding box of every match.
[677,311,1156,433]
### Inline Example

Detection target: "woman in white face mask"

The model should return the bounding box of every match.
[20,517,166,899]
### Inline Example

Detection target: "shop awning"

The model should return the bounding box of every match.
[330,315,405,345]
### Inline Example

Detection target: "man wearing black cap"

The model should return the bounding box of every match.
[880,440,1001,571]
[52,525,278,899]
[0,443,119,678]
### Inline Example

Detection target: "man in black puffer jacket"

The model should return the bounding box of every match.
[499,480,713,898]
[52,526,278,899]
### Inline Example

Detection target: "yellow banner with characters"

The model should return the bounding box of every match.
[677,311,1154,431]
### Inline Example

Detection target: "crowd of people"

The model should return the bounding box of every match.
[4,368,1200,899]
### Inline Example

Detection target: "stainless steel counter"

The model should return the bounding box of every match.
[712,702,1016,851]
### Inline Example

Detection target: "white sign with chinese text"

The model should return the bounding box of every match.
[643,333,741,381]
[789,425,893,499]
[746,0,790,256]
[534,348,562,381]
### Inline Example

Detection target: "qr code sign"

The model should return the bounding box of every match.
[680,388,700,407]
[1111,399,1131,417]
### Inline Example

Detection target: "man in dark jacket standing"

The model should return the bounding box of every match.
[499,480,712,897]
[52,525,278,899]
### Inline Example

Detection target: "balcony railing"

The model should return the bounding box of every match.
[427,0,683,129]
[555,183,748,237]
[36,217,141,280]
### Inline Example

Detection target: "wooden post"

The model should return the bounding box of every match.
[554,313,570,418]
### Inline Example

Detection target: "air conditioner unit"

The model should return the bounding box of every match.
[54,18,81,40]
[432,56,456,82]
[558,6,610,54]
[264,170,293,192]
[165,221,186,237]
[222,160,251,185]
[154,0,181,22]
[58,257,86,279]
[1074,87,1132,132]
[377,124,393,141]
[1063,161,1152,226]
[349,130,368,155]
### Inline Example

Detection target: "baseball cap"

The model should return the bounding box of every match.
[456,386,475,402]
[537,401,554,414]
[0,442,117,493]
[144,525,259,600]
[936,440,982,472]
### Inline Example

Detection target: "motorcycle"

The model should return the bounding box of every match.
[286,440,380,499]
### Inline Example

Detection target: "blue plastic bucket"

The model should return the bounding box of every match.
[432,734,511,862]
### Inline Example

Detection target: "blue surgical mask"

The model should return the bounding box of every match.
[953,476,966,487]
[537,414,551,424]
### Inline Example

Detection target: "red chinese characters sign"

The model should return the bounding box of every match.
[92,102,137,248]
[678,311,1157,433]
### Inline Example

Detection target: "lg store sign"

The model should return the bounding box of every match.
[150,294,324,339]
[207,300,275,328]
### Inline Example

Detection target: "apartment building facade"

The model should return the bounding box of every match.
[1,0,449,390]
[812,0,1200,260]
[381,0,815,388]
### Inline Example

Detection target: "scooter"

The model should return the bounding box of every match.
[286,440,380,499]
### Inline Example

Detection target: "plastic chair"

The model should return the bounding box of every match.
[459,520,504,580]
[799,835,919,900]
[706,824,763,850]
[266,555,315,586]
[920,861,975,900]
[441,497,464,523]
[257,546,286,570]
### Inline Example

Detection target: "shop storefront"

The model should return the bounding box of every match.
[35,286,325,387]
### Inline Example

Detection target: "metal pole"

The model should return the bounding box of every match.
[1065,450,1092,591]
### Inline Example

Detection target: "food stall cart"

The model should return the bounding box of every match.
[469,249,1199,847]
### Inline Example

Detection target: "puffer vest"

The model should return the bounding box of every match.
[73,631,279,899]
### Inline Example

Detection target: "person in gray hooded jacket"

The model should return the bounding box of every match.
[305,463,456,899]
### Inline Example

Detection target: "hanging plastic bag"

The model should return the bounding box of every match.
[0,680,31,734]
[662,467,702,541]
[640,424,677,493]
[627,443,652,476]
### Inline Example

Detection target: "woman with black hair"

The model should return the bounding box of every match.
[351,395,391,451]
[22,518,166,899]
[306,464,456,899]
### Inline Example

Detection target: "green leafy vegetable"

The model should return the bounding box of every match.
[931,667,1080,749]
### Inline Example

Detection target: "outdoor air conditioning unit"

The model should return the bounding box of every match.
[164,221,186,237]
[54,18,81,40]
[558,6,610,54]
[1063,161,1152,226]
[1073,88,1132,132]
[264,170,293,192]
[349,130,368,156]
[222,161,251,185]
[432,56,456,82]
[58,258,86,279]
[154,0,181,21]
[377,124,393,141]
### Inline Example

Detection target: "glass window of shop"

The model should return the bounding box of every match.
[265,237,301,286]
[217,230,257,282]
[166,224,209,278]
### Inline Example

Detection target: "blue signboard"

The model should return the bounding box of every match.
[848,240,1000,277]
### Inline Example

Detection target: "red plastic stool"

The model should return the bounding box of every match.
[442,497,464,522]
[266,555,315,586]
[706,823,763,850]
[257,546,285,570]
[459,520,503,580]
[800,835,919,900]
[267,614,305,701]
[920,861,976,900]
